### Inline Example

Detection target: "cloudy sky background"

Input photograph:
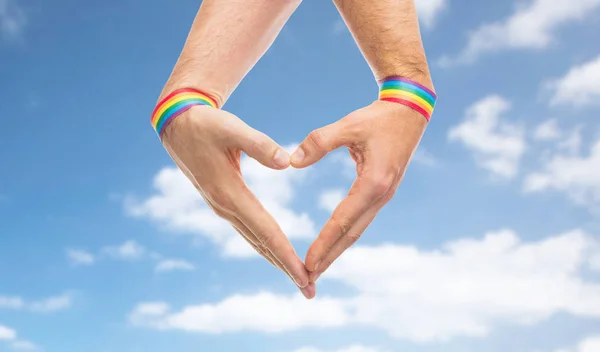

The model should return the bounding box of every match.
[1,0,600,351]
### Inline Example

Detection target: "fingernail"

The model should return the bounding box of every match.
[291,148,305,164]
[314,260,322,272]
[295,277,308,288]
[273,149,290,168]
[300,283,316,299]
[293,273,308,288]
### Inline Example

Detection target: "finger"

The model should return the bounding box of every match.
[305,170,396,272]
[310,187,394,283]
[290,119,354,168]
[231,185,311,289]
[303,282,316,299]
[202,172,300,285]
[228,119,290,170]
[229,217,315,299]
[202,164,310,290]
[229,219,280,270]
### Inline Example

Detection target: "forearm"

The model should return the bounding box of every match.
[160,0,301,107]
[333,0,434,91]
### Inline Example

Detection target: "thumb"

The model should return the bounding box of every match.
[232,123,290,170]
[291,120,350,168]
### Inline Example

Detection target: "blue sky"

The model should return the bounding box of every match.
[1,0,600,351]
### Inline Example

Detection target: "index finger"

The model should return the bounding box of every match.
[305,171,395,272]
[231,184,310,289]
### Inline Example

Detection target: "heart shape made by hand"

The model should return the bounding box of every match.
[161,101,426,299]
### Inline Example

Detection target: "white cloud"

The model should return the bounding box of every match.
[130,292,350,333]
[440,0,600,65]
[66,248,95,266]
[103,240,146,260]
[155,259,195,273]
[548,55,600,107]
[0,326,37,351]
[240,147,315,237]
[125,167,237,250]
[531,119,583,156]
[0,296,24,309]
[557,126,583,155]
[524,137,600,208]
[126,145,315,258]
[130,302,170,320]
[556,335,600,352]
[330,151,356,179]
[533,119,561,141]
[0,325,16,340]
[1,294,71,313]
[415,0,448,28]
[591,248,600,271]
[532,120,583,154]
[28,293,72,313]
[130,229,600,342]
[448,95,526,179]
[293,346,382,352]
[11,340,37,350]
[325,229,600,341]
[576,336,600,352]
[0,0,26,39]
[319,189,345,213]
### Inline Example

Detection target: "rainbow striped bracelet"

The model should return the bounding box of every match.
[150,88,219,137]
[378,76,437,121]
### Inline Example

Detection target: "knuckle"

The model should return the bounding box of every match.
[364,172,395,199]
[253,242,268,256]
[320,258,333,271]
[342,117,363,140]
[257,232,274,250]
[306,248,322,266]
[209,188,237,215]
[331,215,352,236]
[213,207,229,220]
[347,231,362,243]
[251,243,278,268]
[248,136,270,156]
[381,189,396,203]
[308,129,327,152]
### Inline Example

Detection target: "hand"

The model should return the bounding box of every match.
[161,105,315,299]
[290,101,428,283]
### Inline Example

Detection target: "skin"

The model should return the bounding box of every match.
[157,0,316,299]
[290,0,436,283]
[157,0,434,299]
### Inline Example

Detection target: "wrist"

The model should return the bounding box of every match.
[377,75,437,122]
[151,87,220,138]
[374,63,434,95]
[372,45,435,94]
[159,76,224,111]
[158,56,227,109]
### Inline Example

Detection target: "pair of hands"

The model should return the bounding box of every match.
[161,101,427,299]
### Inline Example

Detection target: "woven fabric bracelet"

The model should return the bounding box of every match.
[151,88,219,137]
[378,76,437,121]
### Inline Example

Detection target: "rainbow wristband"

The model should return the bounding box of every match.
[378,76,437,121]
[150,88,219,137]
